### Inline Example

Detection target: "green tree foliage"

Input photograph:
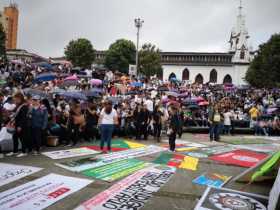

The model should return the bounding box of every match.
[245,34,280,87]
[64,38,95,68]
[105,39,136,73]
[139,43,162,78]
[0,23,6,61]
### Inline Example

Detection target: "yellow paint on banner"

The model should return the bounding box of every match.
[179,156,199,171]
[125,141,146,149]
[176,147,198,152]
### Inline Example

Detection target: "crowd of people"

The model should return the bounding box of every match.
[0,60,279,158]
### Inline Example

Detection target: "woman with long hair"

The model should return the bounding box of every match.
[98,100,118,153]
[6,92,30,157]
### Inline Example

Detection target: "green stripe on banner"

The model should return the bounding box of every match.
[82,159,150,182]
[153,153,173,165]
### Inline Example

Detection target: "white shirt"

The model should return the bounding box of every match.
[145,99,154,112]
[223,112,232,125]
[100,108,117,125]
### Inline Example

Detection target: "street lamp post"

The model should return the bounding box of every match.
[134,18,144,77]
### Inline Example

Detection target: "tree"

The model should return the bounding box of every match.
[0,23,6,62]
[64,38,95,68]
[245,34,280,88]
[105,39,136,73]
[139,43,162,78]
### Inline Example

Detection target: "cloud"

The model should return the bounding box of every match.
[1,0,279,57]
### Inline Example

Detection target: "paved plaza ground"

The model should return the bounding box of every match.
[0,133,276,210]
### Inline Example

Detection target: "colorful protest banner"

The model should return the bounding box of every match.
[179,156,199,171]
[75,166,175,210]
[209,150,268,168]
[0,173,92,210]
[194,187,268,210]
[56,145,166,172]
[153,153,198,170]
[233,144,280,153]
[42,147,99,159]
[221,138,268,145]
[184,146,235,158]
[0,163,42,187]
[82,159,151,182]
[85,139,146,152]
[192,173,231,188]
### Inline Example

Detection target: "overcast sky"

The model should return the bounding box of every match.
[1,0,279,57]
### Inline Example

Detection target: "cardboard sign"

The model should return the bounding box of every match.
[0,173,92,210]
[192,173,231,188]
[75,166,175,210]
[42,147,99,159]
[82,159,151,182]
[195,187,268,210]
[0,163,42,187]
[209,150,268,168]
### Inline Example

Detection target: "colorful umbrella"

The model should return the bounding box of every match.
[64,75,78,81]
[130,82,143,87]
[34,73,56,82]
[198,101,209,106]
[60,91,87,100]
[90,79,103,86]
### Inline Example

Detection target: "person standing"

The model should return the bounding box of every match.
[6,92,30,157]
[98,101,118,153]
[153,105,163,142]
[30,95,48,154]
[168,106,180,152]
[223,109,232,135]
[208,105,223,142]
[85,103,99,141]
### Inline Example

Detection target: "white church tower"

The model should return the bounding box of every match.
[229,0,251,63]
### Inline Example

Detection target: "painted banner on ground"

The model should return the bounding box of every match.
[209,149,268,168]
[82,159,151,182]
[75,165,175,210]
[185,146,235,158]
[0,163,42,187]
[42,147,99,159]
[221,138,269,145]
[192,173,231,188]
[56,145,166,172]
[0,173,92,210]
[194,187,268,210]
[153,152,198,170]
[162,140,206,148]
[233,144,280,153]
[85,139,146,152]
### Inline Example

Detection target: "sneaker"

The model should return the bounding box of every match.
[16,153,27,158]
[6,152,17,157]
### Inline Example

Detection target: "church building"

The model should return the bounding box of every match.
[161,2,253,85]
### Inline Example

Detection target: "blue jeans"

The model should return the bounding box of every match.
[210,123,220,141]
[100,124,114,151]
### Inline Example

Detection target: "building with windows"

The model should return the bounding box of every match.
[160,3,253,85]
[94,3,253,85]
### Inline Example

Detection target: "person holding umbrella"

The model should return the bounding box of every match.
[98,100,118,153]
